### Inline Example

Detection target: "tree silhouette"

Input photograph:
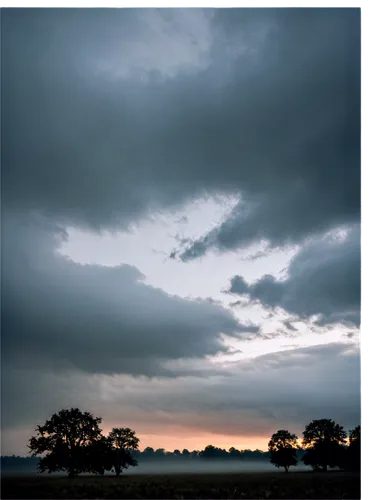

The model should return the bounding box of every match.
[155,448,166,459]
[302,419,347,472]
[107,427,139,476]
[349,425,360,444]
[200,445,228,460]
[229,447,242,460]
[28,408,103,477]
[142,447,155,460]
[268,430,298,472]
[347,425,360,471]
[84,436,114,475]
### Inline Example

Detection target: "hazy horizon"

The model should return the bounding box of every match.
[1,460,311,478]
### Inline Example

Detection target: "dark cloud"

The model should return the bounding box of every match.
[228,226,360,327]
[2,9,359,248]
[2,213,257,377]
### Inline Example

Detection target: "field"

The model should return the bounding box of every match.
[1,470,360,499]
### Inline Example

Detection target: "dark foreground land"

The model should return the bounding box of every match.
[1,470,360,499]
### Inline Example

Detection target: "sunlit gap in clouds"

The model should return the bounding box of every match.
[56,195,356,363]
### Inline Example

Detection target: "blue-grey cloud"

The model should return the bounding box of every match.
[2,213,258,377]
[2,9,359,248]
[227,226,360,327]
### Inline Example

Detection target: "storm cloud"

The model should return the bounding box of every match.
[1,8,360,455]
[2,9,359,244]
[2,212,257,376]
[228,226,360,327]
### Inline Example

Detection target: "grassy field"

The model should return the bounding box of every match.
[1,470,360,499]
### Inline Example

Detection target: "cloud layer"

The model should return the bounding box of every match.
[3,9,360,246]
[2,213,257,377]
[228,226,360,327]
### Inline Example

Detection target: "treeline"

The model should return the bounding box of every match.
[136,446,270,461]
[1,455,40,469]
[9,408,360,477]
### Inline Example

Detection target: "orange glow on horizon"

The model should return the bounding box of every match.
[100,427,270,452]
[137,433,270,452]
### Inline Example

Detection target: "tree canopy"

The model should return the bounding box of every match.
[302,419,347,471]
[268,430,298,472]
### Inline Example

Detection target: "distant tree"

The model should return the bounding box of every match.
[154,448,166,459]
[241,449,253,460]
[108,427,139,476]
[200,445,228,460]
[268,430,298,472]
[28,408,103,477]
[302,419,347,472]
[229,447,242,460]
[182,449,190,458]
[1,455,40,472]
[173,449,181,457]
[142,447,155,459]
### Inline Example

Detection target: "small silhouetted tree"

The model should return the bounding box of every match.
[142,447,155,460]
[268,430,298,472]
[108,427,139,476]
[155,448,166,460]
[229,447,242,460]
[28,408,103,477]
[302,419,347,472]
[200,445,228,460]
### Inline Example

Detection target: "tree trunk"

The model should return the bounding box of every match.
[284,466,289,473]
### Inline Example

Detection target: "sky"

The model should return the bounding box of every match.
[1,7,360,455]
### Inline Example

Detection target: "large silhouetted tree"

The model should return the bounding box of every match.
[268,430,298,472]
[28,408,103,477]
[84,436,114,475]
[302,419,347,471]
[108,427,139,476]
[347,425,360,471]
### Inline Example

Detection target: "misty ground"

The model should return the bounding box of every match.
[1,460,311,476]
[1,469,360,499]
